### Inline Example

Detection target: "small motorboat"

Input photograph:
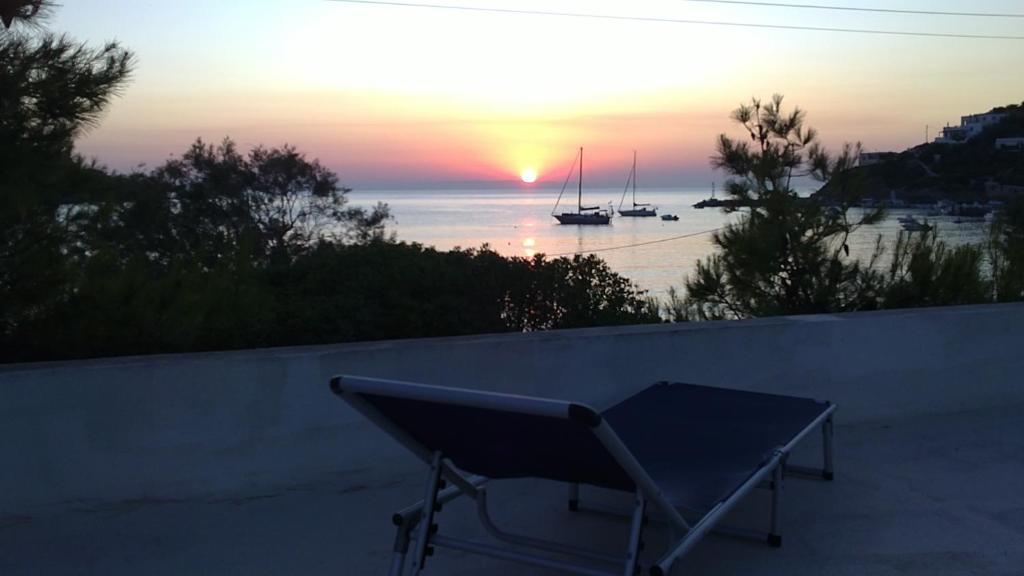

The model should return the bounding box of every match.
[660,214,679,221]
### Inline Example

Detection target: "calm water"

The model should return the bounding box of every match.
[348,187,990,299]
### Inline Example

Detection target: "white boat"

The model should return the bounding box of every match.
[901,216,933,232]
[552,148,611,225]
[617,151,657,217]
[926,200,955,217]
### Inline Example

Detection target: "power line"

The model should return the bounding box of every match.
[548,227,721,257]
[684,0,1024,19]
[325,0,1024,40]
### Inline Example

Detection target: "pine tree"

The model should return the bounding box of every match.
[675,95,884,320]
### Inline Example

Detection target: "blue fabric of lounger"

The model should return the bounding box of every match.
[358,393,635,488]
[602,382,830,512]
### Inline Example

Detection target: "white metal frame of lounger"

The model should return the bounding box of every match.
[331,375,835,576]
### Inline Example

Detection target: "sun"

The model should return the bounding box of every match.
[520,167,537,184]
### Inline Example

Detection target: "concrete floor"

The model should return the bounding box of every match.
[3,403,1023,576]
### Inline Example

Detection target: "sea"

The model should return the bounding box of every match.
[347,187,991,300]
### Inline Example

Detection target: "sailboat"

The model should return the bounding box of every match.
[552,148,612,225]
[617,151,657,217]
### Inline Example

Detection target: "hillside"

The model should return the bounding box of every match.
[817,103,1024,203]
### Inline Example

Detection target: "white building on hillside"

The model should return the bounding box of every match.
[962,112,1008,137]
[934,110,1009,144]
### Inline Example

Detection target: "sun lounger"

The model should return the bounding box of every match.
[330,376,835,576]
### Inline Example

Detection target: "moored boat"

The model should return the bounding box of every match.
[552,148,612,225]
[618,151,657,217]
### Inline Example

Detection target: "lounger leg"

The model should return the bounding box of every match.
[475,487,626,564]
[822,415,834,481]
[624,490,647,576]
[568,482,580,511]
[411,451,445,574]
[389,520,413,576]
[768,461,783,548]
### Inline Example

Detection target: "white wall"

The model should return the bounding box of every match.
[3,303,1024,517]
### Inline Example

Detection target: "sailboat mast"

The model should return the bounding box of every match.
[578,147,583,211]
[632,150,637,206]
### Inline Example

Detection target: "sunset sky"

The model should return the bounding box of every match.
[56,0,1024,187]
